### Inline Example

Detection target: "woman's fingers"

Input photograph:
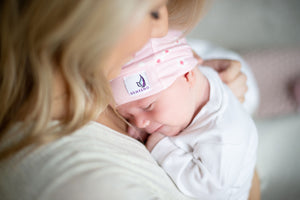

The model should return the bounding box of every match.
[227,72,248,103]
[202,59,232,72]
[218,60,242,83]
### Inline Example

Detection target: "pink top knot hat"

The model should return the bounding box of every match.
[110,30,199,106]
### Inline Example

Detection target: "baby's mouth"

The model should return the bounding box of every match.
[146,125,163,134]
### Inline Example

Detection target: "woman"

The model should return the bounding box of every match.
[0,0,256,199]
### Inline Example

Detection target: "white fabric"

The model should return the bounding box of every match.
[0,122,192,200]
[151,67,258,199]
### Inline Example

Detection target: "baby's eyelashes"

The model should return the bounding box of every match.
[142,103,154,111]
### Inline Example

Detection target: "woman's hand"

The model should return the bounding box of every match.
[203,59,248,103]
[146,133,166,152]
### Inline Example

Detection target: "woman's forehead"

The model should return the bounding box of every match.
[152,0,168,9]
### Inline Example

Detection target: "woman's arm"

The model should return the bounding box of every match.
[248,169,261,200]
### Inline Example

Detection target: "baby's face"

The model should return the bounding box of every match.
[117,76,196,136]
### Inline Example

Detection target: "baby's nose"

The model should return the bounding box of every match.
[134,117,150,129]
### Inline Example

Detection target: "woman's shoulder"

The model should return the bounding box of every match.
[0,122,190,200]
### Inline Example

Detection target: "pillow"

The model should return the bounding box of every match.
[241,47,300,118]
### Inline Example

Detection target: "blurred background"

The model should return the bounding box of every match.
[187,0,300,199]
[189,0,300,51]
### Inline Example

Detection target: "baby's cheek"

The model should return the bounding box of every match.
[153,112,173,125]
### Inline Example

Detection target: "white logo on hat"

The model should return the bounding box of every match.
[124,71,151,96]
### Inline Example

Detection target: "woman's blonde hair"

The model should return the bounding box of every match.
[0,0,208,160]
[168,0,209,34]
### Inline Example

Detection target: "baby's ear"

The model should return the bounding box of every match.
[184,69,196,86]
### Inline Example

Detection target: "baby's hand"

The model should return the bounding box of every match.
[146,132,166,152]
[127,125,149,143]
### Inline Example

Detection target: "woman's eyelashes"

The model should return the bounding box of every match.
[150,11,160,19]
